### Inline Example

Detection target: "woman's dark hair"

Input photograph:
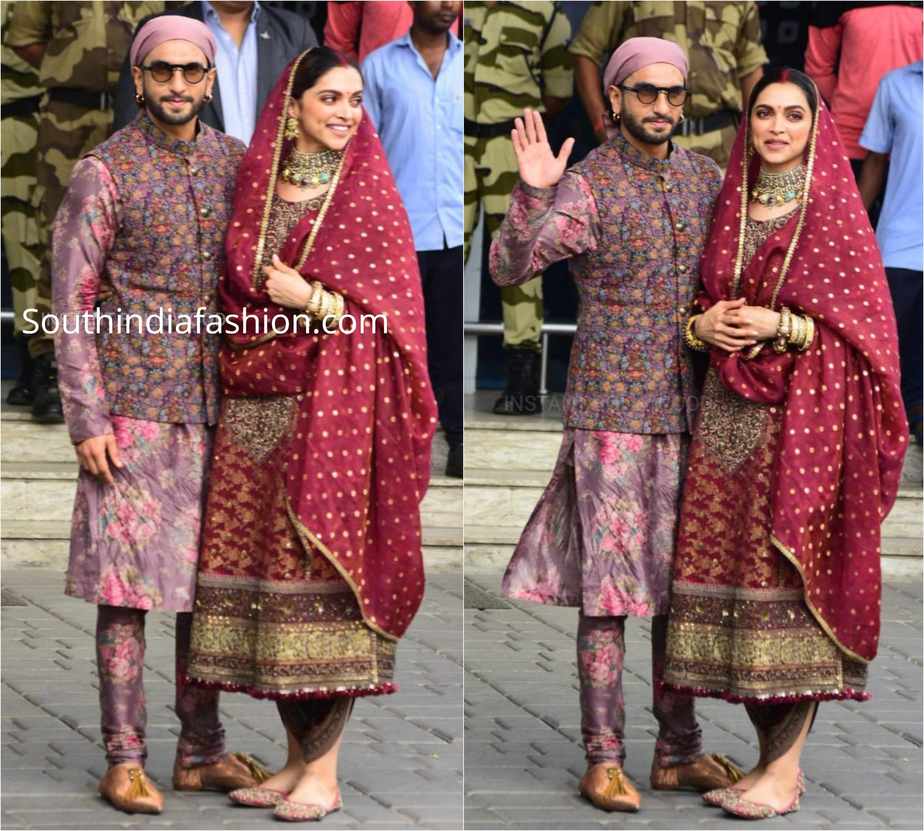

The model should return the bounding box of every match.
[290,46,362,99]
[746,66,818,121]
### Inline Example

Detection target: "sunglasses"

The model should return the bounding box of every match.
[140,61,210,84]
[618,83,688,107]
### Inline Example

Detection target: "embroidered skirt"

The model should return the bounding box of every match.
[186,395,395,700]
[65,416,211,612]
[501,428,689,617]
[664,370,869,703]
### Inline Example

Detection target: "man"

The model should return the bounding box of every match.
[859,60,923,454]
[805,1,922,180]
[5,0,166,423]
[570,1,766,167]
[113,1,318,143]
[363,1,463,478]
[491,39,741,812]
[464,1,573,416]
[1,0,43,407]
[52,17,262,814]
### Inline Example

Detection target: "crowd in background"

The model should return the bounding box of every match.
[0,0,464,476]
[1,1,921,455]
[464,0,922,450]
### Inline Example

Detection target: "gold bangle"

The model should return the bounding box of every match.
[797,315,815,351]
[326,291,342,324]
[788,313,804,349]
[773,306,792,353]
[305,281,324,315]
[684,315,708,352]
[320,290,334,320]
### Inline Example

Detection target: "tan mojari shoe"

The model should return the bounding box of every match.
[98,763,164,814]
[651,753,744,793]
[579,763,641,812]
[173,751,270,792]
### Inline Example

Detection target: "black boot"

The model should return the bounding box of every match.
[445,442,463,478]
[492,346,542,416]
[30,352,65,424]
[6,336,35,406]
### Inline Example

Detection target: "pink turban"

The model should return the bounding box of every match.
[130,16,217,67]
[602,36,688,91]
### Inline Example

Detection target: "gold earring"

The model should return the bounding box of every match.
[284,116,299,140]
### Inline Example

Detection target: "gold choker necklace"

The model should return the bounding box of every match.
[280,147,342,188]
[751,164,806,206]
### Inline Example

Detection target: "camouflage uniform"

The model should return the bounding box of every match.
[1,1,43,336]
[5,1,165,359]
[464,1,572,350]
[569,1,767,167]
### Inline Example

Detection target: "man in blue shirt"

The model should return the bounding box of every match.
[860,60,923,447]
[363,1,464,477]
[114,1,317,143]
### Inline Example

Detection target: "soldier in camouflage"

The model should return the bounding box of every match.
[570,1,767,168]
[5,0,166,422]
[1,1,43,406]
[464,0,572,415]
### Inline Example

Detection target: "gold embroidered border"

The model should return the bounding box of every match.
[671,581,802,602]
[189,612,395,693]
[197,572,354,596]
[285,497,399,643]
[771,533,870,664]
[665,620,866,698]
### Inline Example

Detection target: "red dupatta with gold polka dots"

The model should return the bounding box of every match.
[695,99,907,663]
[218,52,437,641]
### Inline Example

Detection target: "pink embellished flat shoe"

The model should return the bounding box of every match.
[229,785,289,808]
[722,770,805,820]
[703,783,748,807]
[273,789,342,822]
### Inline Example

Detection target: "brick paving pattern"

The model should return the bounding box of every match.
[1,566,463,830]
[464,568,923,830]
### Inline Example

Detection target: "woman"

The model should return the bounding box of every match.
[664,67,908,819]
[185,47,437,822]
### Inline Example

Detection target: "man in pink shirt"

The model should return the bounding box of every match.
[324,0,460,63]
[805,1,922,176]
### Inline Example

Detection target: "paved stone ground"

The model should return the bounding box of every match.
[464,569,923,830]
[1,566,463,830]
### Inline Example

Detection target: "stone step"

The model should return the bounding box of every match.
[464,544,923,580]
[463,475,922,557]
[0,460,460,527]
[1,519,461,568]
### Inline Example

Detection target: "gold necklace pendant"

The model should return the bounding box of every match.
[751,164,806,206]
[280,147,343,188]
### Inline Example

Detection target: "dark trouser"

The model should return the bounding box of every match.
[577,613,703,767]
[884,267,923,432]
[744,701,818,764]
[277,699,354,763]
[417,244,463,447]
[96,606,225,767]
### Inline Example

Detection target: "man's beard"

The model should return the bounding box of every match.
[620,107,677,146]
[146,90,207,126]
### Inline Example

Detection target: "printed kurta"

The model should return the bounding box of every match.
[493,137,721,615]
[53,114,245,612]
